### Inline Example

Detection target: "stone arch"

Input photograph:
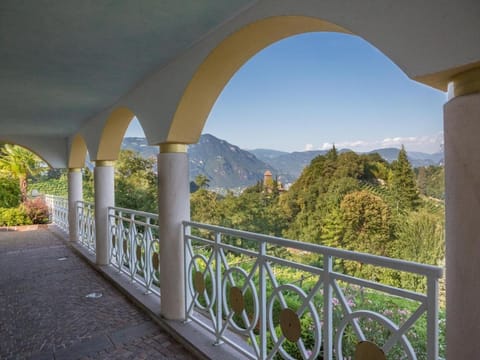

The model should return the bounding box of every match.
[68,134,88,169]
[95,107,137,161]
[166,16,350,144]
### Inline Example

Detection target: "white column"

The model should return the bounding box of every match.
[158,144,190,320]
[445,68,480,359]
[67,168,83,242]
[94,161,115,265]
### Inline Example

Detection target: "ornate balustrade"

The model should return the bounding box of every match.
[42,196,444,359]
[108,206,160,295]
[45,195,69,232]
[184,221,443,360]
[76,201,96,253]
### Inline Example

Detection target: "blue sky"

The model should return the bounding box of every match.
[127,32,446,153]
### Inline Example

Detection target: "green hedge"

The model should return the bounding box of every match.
[0,207,32,226]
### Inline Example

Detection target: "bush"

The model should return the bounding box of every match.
[23,197,49,224]
[0,207,32,226]
[0,176,20,208]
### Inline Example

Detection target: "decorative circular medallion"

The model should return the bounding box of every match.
[152,252,159,269]
[193,271,205,293]
[229,286,245,313]
[123,240,127,253]
[112,235,116,247]
[355,341,386,360]
[136,245,142,261]
[279,308,301,342]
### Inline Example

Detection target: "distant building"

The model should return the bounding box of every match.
[263,170,285,193]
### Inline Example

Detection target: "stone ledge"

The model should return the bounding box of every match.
[0,224,49,232]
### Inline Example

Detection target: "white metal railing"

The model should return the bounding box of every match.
[76,201,96,252]
[183,221,443,360]
[108,206,160,295]
[45,194,68,232]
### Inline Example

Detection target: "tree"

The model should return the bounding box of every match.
[0,144,45,202]
[194,174,210,189]
[115,150,157,213]
[339,190,392,278]
[0,176,21,207]
[390,146,419,210]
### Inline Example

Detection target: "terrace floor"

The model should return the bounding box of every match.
[0,226,196,360]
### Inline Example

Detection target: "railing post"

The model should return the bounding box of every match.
[323,255,333,360]
[144,216,152,293]
[107,207,113,265]
[68,167,82,239]
[75,201,81,242]
[214,231,223,345]
[427,276,439,360]
[129,212,136,280]
[259,241,267,360]
[118,211,124,272]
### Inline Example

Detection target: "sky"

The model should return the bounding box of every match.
[126,32,446,154]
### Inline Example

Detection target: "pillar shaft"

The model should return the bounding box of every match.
[157,145,190,320]
[94,161,115,265]
[68,169,83,242]
[445,68,480,359]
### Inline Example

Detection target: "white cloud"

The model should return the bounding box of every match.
[309,133,443,153]
[320,142,334,150]
[304,143,314,151]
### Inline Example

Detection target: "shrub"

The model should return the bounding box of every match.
[23,197,50,224]
[0,176,20,208]
[0,207,32,226]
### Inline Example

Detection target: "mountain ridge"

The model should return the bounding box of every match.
[121,135,444,190]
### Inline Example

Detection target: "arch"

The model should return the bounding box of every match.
[166,16,350,145]
[68,134,88,168]
[96,107,136,161]
[0,140,53,168]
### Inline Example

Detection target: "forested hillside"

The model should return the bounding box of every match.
[191,146,445,291]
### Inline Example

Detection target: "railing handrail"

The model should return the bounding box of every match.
[183,220,443,279]
[76,200,94,207]
[108,206,158,220]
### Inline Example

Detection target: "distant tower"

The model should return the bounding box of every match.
[263,170,273,188]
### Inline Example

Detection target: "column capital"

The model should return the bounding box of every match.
[94,160,115,167]
[68,167,82,173]
[159,143,187,153]
[448,67,480,99]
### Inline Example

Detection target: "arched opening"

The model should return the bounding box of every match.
[96,107,137,161]
[115,117,158,213]
[166,16,349,144]
[0,142,51,225]
[185,24,445,359]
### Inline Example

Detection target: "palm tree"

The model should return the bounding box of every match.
[194,174,210,189]
[0,144,45,202]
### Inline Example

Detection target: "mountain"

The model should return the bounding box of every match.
[121,137,158,159]
[188,134,278,190]
[251,149,326,179]
[253,147,444,178]
[121,136,444,191]
[367,148,444,167]
[122,135,279,190]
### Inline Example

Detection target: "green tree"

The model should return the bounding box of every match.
[0,144,46,202]
[194,174,210,189]
[390,146,419,210]
[339,190,392,277]
[82,168,95,202]
[0,176,21,207]
[191,188,221,224]
[115,150,157,213]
